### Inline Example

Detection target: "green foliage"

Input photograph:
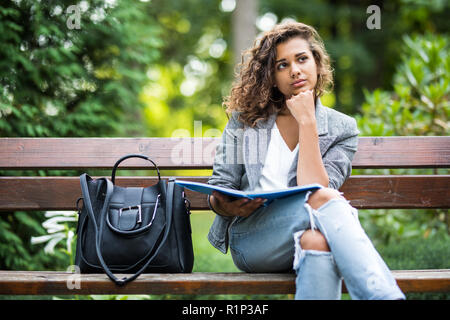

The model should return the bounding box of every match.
[354,33,449,247]
[141,0,232,138]
[360,207,448,247]
[378,233,450,300]
[0,0,162,138]
[30,211,78,265]
[0,211,69,270]
[356,33,449,136]
[0,0,162,272]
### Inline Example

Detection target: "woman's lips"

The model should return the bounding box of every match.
[291,79,306,88]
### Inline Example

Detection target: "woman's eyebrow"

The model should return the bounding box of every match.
[275,51,307,64]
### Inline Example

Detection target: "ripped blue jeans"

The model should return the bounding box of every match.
[228,191,405,300]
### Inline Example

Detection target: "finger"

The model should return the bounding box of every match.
[239,199,265,217]
[212,191,228,202]
[241,198,265,210]
[300,90,311,96]
[220,197,252,215]
[235,197,252,207]
[212,190,225,197]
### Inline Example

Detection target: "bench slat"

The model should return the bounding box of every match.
[1,137,449,169]
[0,175,448,211]
[0,270,448,295]
[1,137,448,297]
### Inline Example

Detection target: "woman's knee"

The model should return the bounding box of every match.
[307,188,343,210]
[300,229,330,252]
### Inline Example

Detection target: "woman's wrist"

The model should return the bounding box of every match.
[297,113,316,127]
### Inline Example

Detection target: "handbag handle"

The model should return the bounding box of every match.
[80,174,175,286]
[111,154,161,184]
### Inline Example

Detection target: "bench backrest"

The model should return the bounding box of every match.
[0,137,449,212]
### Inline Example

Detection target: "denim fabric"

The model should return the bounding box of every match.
[228,192,405,300]
[207,98,360,254]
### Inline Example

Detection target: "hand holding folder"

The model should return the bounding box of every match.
[174,180,323,207]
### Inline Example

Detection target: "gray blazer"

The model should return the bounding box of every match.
[207,98,360,253]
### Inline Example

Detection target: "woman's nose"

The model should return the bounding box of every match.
[290,63,301,78]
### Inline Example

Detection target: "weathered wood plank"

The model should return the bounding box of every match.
[1,137,449,169]
[0,270,448,295]
[352,136,450,168]
[340,175,450,209]
[0,175,448,211]
[0,137,448,297]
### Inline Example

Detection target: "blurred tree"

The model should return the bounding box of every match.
[0,0,162,270]
[232,0,258,66]
[141,0,234,138]
[140,0,450,140]
[0,0,162,138]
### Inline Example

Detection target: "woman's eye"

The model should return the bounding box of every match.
[277,63,287,70]
[298,56,307,62]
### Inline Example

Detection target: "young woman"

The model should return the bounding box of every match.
[206,22,405,300]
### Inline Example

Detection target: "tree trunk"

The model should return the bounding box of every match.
[232,0,258,67]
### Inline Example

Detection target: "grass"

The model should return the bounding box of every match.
[190,211,240,273]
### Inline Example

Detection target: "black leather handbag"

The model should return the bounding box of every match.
[75,154,194,285]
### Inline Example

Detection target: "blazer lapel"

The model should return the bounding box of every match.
[244,99,338,190]
[243,113,276,190]
[315,99,338,156]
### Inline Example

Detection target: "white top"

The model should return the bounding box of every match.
[255,122,299,191]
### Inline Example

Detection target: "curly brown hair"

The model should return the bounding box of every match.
[224,22,334,127]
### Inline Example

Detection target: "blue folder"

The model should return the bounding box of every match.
[175,180,323,207]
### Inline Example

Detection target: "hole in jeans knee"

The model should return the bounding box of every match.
[300,229,330,252]
[293,230,334,272]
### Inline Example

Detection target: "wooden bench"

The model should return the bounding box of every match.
[0,136,449,296]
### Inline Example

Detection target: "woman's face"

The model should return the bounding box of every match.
[273,37,318,99]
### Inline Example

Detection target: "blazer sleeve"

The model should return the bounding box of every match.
[207,111,245,190]
[323,117,360,190]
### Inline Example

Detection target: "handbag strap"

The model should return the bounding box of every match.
[111,154,161,184]
[80,174,176,286]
